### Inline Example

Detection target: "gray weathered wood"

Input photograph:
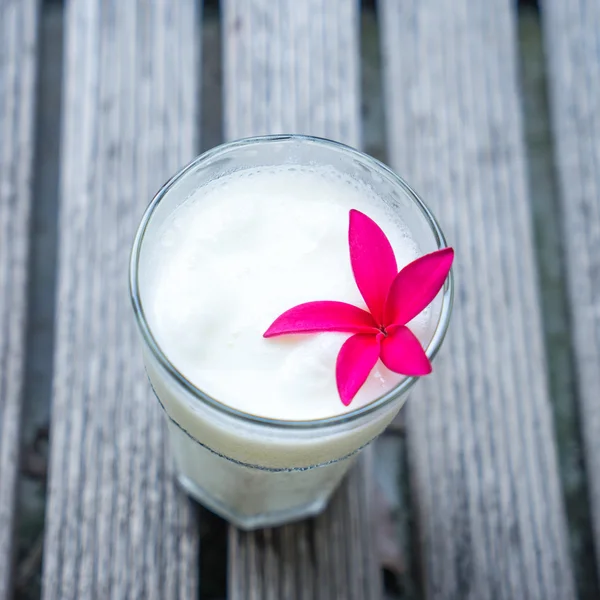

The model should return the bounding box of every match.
[42,1,200,598]
[0,1,39,598]
[541,0,600,582]
[380,1,575,598]
[223,0,360,143]
[228,454,378,600]
[223,1,380,598]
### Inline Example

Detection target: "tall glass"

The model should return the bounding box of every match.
[130,135,453,529]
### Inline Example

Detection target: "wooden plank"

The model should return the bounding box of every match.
[41,1,201,598]
[0,1,40,598]
[379,1,575,598]
[223,0,360,143]
[541,0,600,582]
[223,1,380,598]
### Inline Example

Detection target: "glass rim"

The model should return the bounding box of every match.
[129,134,454,430]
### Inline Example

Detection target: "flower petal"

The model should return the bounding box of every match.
[380,325,432,376]
[263,301,379,338]
[336,333,382,405]
[384,247,454,326]
[349,209,398,324]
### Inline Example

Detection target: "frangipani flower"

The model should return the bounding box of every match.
[264,210,453,405]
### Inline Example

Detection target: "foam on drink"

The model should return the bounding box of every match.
[145,164,434,421]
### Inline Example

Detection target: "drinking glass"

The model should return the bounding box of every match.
[129,135,453,529]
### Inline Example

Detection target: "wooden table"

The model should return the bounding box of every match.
[1,1,599,598]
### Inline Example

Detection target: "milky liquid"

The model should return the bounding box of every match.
[147,165,432,419]
[140,164,439,527]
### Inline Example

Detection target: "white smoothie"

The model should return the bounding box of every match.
[137,162,442,527]
[146,165,432,420]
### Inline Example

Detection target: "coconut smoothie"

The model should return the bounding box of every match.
[132,138,450,528]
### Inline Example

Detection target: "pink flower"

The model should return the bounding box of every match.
[264,210,454,406]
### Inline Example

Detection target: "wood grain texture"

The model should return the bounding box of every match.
[379,1,575,598]
[223,0,360,144]
[228,454,378,600]
[0,1,39,598]
[223,1,379,598]
[41,1,200,598]
[541,0,600,582]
